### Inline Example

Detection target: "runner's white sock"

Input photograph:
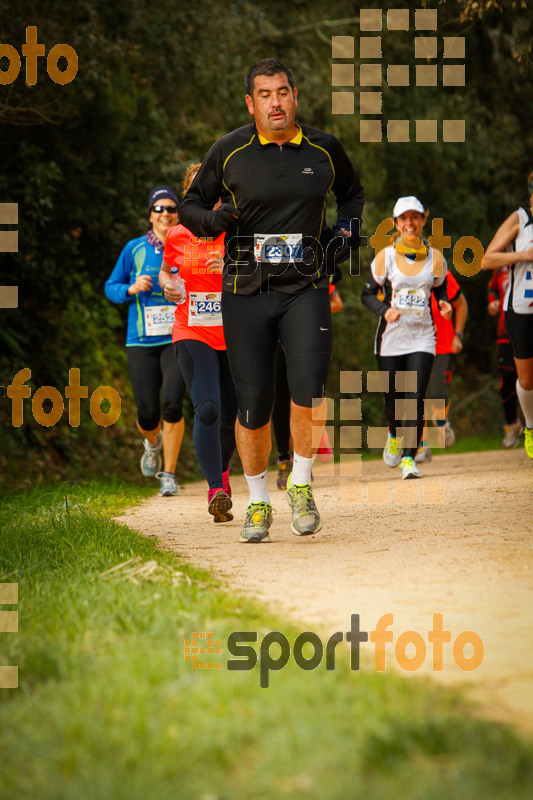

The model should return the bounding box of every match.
[291,452,314,485]
[244,470,270,504]
[516,379,533,428]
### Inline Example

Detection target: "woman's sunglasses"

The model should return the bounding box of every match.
[152,205,178,214]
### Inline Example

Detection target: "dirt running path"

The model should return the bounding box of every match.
[116,449,533,731]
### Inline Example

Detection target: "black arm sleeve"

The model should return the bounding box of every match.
[361,271,389,317]
[180,142,226,237]
[330,136,365,250]
[431,280,449,304]
[330,136,364,233]
[322,224,350,276]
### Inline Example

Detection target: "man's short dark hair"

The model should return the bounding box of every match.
[245,59,295,96]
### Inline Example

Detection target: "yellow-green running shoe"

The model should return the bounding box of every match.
[400,456,422,480]
[239,502,274,543]
[525,427,533,459]
[286,473,322,536]
[383,432,403,467]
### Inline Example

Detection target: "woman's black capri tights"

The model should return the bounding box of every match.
[127,343,185,431]
[377,351,434,458]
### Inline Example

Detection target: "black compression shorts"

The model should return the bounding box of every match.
[221,287,332,429]
[272,346,292,457]
[505,309,533,359]
[127,343,186,431]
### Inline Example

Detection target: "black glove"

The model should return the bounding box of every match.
[210,203,241,236]
[331,217,361,250]
[323,230,350,274]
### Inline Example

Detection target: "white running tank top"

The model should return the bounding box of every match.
[370,246,447,356]
[503,206,533,314]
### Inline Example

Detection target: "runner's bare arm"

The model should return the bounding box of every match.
[451,292,468,353]
[158,259,182,303]
[483,212,533,269]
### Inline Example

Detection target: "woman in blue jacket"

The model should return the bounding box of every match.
[105,185,186,496]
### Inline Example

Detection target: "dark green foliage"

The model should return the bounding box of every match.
[0,0,531,485]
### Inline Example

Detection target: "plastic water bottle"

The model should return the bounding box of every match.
[170,267,186,305]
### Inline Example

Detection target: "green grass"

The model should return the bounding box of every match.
[1,481,532,799]
[362,433,502,461]
[441,434,502,454]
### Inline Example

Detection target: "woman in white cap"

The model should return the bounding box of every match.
[105,185,186,495]
[483,171,533,459]
[361,196,452,478]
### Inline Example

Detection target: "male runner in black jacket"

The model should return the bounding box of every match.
[181,58,364,543]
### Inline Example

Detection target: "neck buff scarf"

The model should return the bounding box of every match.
[146,229,165,251]
[394,236,429,259]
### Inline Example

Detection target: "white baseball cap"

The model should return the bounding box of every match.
[392,196,425,218]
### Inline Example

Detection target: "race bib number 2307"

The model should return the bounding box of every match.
[254,233,303,264]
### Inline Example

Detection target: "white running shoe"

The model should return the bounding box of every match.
[383,432,403,467]
[444,420,455,448]
[156,471,179,496]
[414,445,432,464]
[140,433,163,477]
[502,420,524,449]
[400,456,422,479]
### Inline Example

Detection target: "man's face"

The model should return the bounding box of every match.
[245,72,298,135]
